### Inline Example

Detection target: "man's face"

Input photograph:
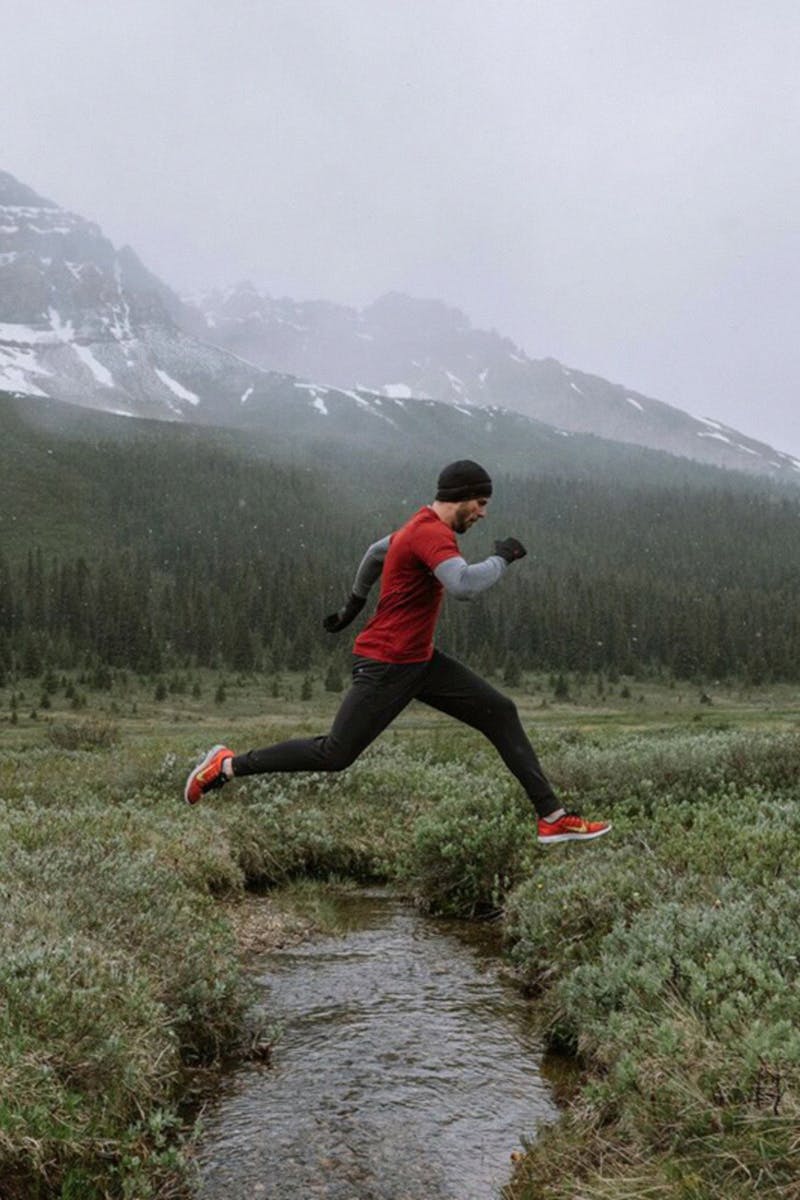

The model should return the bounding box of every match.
[453,496,489,534]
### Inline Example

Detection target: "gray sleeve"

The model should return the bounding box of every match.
[433,554,507,600]
[351,535,392,598]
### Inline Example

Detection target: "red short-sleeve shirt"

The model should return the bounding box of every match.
[352,506,459,663]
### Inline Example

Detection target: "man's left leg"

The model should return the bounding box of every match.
[184,657,428,805]
[417,650,610,843]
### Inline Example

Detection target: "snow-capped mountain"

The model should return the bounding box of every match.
[2,168,797,482]
[0,170,280,421]
[0,171,620,473]
[194,284,800,480]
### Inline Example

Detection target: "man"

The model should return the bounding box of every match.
[184,459,610,845]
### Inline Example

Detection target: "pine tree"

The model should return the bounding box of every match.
[324,662,343,692]
[502,656,522,688]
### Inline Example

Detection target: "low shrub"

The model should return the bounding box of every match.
[502,732,800,1199]
[0,775,251,1198]
[404,778,532,915]
[4,720,800,1198]
[45,718,121,751]
[505,840,668,998]
[551,728,800,814]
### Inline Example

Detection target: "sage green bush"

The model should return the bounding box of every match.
[552,727,800,812]
[404,778,531,915]
[4,722,800,1198]
[45,718,121,751]
[0,793,249,1198]
[502,731,800,1199]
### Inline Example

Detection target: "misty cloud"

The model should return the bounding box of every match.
[5,0,800,452]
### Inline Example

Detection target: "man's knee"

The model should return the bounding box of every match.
[492,691,519,721]
[471,691,520,736]
[317,737,359,771]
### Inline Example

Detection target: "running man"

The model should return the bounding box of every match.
[184,460,610,845]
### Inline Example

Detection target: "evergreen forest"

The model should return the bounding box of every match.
[5,391,800,685]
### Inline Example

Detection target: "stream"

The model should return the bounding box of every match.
[194,891,558,1200]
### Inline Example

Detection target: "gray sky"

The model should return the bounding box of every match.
[5,0,800,453]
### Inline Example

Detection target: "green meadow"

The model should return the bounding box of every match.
[2,669,800,1198]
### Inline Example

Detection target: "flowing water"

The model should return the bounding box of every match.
[194,891,558,1200]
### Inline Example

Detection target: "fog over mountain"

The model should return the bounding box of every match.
[1,167,799,482]
[3,1,799,458]
[0,170,634,477]
[195,282,800,477]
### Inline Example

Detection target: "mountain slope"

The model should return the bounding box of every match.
[3,168,795,485]
[0,171,735,481]
[2,381,749,559]
[193,285,800,481]
[0,171,648,476]
[0,170,280,421]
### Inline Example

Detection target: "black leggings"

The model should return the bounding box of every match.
[232,650,560,818]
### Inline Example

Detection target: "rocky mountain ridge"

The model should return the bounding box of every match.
[0,174,622,474]
[0,170,264,421]
[194,283,799,479]
[1,168,796,481]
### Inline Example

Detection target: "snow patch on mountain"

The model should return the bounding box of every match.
[73,344,114,387]
[0,322,57,344]
[0,345,49,395]
[383,383,413,399]
[154,369,199,405]
[698,430,732,444]
[48,308,74,342]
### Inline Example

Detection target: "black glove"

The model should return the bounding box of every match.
[494,537,527,564]
[323,593,366,632]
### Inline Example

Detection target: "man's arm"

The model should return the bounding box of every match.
[351,535,391,598]
[323,535,391,632]
[433,538,527,601]
[434,554,505,600]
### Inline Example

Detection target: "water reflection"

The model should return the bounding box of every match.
[195,893,556,1200]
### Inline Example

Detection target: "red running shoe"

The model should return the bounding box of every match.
[537,811,611,845]
[184,744,233,805]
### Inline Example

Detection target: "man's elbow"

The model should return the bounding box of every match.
[443,580,475,601]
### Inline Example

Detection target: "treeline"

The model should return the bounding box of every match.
[5,427,800,684]
[451,475,800,682]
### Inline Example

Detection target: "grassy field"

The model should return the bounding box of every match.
[2,668,800,1198]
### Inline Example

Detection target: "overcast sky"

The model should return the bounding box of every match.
[5,0,800,453]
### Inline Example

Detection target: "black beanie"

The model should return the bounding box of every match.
[435,459,493,502]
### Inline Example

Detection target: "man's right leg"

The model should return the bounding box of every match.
[416,651,611,844]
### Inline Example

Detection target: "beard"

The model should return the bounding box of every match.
[453,503,474,534]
